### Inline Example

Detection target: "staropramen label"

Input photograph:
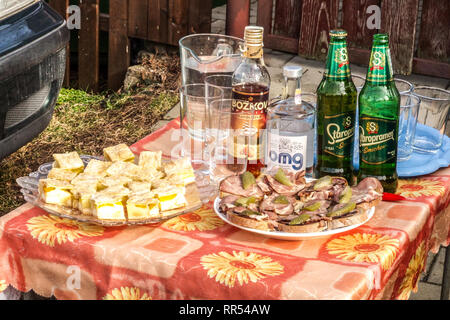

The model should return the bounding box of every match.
[359,116,397,165]
[323,112,355,158]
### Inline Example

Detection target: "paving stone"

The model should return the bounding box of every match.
[421,251,437,280]
[264,51,294,68]
[266,66,284,100]
[426,246,446,284]
[284,56,325,94]
[211,19,226,34]
[151,120,171,132]
[212,9,226,21]
[409,282,442,300]
[212,4,227,17]
[163,103,180,121]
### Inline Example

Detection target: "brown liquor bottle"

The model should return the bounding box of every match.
[230,26,271,177]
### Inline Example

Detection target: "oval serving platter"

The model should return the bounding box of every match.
[213,197,375,241]
[17,155,203,227]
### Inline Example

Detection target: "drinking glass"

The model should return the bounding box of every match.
[412,86,450,153]
[179,84,223,172]
[301,93,318,167]
[207,99,256,188]
[352,74,366,89]
[351,76,414,166]
[352,74,365,167]
[205,74,233,99]
[398,93,420,161]
[394,78,414,94]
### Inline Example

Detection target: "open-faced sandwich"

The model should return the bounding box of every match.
[218,168,383,233]
[37,144,197,221]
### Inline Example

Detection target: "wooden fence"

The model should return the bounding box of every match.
[49,0,449,92]
[47,0,211,91]
[254,0,450,78]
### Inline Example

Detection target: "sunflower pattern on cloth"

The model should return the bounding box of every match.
[103,287,152,300]
[163,207,224,232]
[396,242,427,300]
[397,178,445,198]
[200,251,284,288]
[26,215,104,247]
[0,280,7,293]
[326,233,400,271]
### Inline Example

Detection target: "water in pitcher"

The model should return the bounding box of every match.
[183,55,242,84]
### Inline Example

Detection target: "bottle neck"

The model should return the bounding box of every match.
[282,76,302,104]
[366,41,394,85]
[324,38,351,80]
[242,43,264,60]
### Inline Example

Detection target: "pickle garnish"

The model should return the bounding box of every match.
[241,171,256,190]
[274,168,293,186]
[242,209,261,216]
[327,201,356,217]
[313,176,332,191]
[273,195,290,204]
[289,214,311,225]
[304,201,322,211]
[339,186,352,204]
[235,196,257,207]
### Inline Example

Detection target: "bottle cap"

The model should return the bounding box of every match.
[283,65,303,78]
[244,26,264,46]
[329,29,348,37]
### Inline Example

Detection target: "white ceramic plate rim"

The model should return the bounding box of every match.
[213,197,375,240]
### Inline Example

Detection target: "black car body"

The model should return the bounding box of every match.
[0,0,69,160]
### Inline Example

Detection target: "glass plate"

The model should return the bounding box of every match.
[16,155,203,227]
[353,124,450,177]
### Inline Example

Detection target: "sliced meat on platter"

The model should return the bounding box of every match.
[350,177,384,210]
[260,194,295,216]
[217,169,383,234]
[219,175,264,198]
[264,169,307,196]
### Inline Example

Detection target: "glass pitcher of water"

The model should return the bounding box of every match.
[179,34,244,86]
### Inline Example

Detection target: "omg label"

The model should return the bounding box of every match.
[359,116,397,165]
[323,112,355,158]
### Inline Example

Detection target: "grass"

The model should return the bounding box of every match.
[0,54,180,215]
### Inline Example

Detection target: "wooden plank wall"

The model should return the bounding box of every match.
[257,0,450,78]
[298,0,339,61]
[341,0,379,67]
[47,0,212,91]
[109,0,130,91]
[128,0,211,45]
[257,0,302,53]
[78,0,100,91]
[381,0,419,75]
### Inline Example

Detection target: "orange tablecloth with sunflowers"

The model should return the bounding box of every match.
[0,118,449,300]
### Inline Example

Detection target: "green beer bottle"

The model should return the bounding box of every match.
[357,33,400,193]
[315,30,357,184]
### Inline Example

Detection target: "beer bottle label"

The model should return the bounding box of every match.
[367,45,394,82]
[231,88,269,161]
[323,112,355,158]
[325,42,351,80]
[359,117,397,164]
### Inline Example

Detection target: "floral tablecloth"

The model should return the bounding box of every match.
[0,119,449,300]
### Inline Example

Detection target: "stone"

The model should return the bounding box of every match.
[123,65,148,90]
[211,19,226,35]
[426,247,446,284]
[264,51,294,68]
[163,103,181,121]
[409,282,442,300]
